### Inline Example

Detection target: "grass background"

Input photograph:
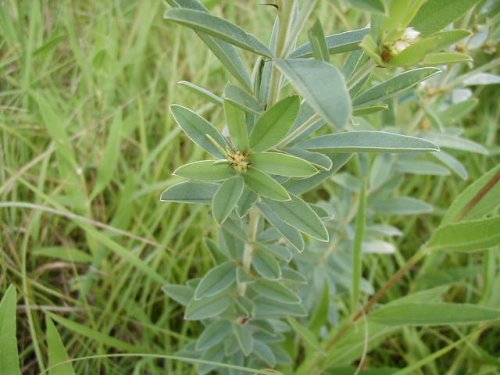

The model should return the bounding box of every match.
[0,0,498,374]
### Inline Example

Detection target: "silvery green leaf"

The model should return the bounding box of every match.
[253,341,276,367]
[212,176,245,225]
[224,84,262,115]
[251,279,301,304]
[185,294,232,320]
[160,181,218,204]
[165,9,272,57]
[232,323,254,356]
[243,168,290,201]
[285,148,333,170]
[274,59,351,129]
[262,194,329,242]
[178,81,223,106]
[236,188,258,218]
[195,262,237,299]
[307,19,329,62]
[254,297,307,318]
[300,131,439,153]
[423,133,488,155]
[373,197,433,215]
[162,284,194,306]
[253,248,282,280]
[353,68,440,106]
[255,243,293,262]
[174,160,235,181]
[291,28,369,58]
[196,320,232,351]
[257,202,305,252]
[395,160,451,176]
[170,105,227,158]
[251,152,318,177]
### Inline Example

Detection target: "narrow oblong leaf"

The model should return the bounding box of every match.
[46,317,76,375]
[353,68,441,106]
[427,217,500,253]
[274,59,352,129]
[373,197,433,215]
[185,294,232,320]
[423,133,488,155]
[236,188,258,218]
[395,160,450,176]
[249,96,300,152]
[262,194,329,242]
[162,284,194,306]
[165,9,272,57]
[223,100,249,151]
[160,181,218,204]
[196,320,232,351]
[254,297,307,318]
[224,84,262,114]
[179,80,223,105]
[285,147,333,170]
[307,19,329,61]
[251,279,301,304]
[170,105,227,158]
[370,303,500,326]
[0,285,21,375]
[243,168,290,201]
[257,203,305,252]
[174,160,235,181]
[251,152,318,177]
[291,28,369,58]
[300,131,439,153]
[253,248,282,280]
[213,176,245,225]
[432,151,468,180]
[195,262,237,299]
[232,323,254,356]
[411,0,482,36]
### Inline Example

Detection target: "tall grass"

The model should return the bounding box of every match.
[0,0,498,374]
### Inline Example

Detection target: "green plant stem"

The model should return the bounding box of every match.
[238,207,260,296]
[351,178,367,311]
[269,0,296,104]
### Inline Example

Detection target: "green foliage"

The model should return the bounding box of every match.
[1,0,498,374]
